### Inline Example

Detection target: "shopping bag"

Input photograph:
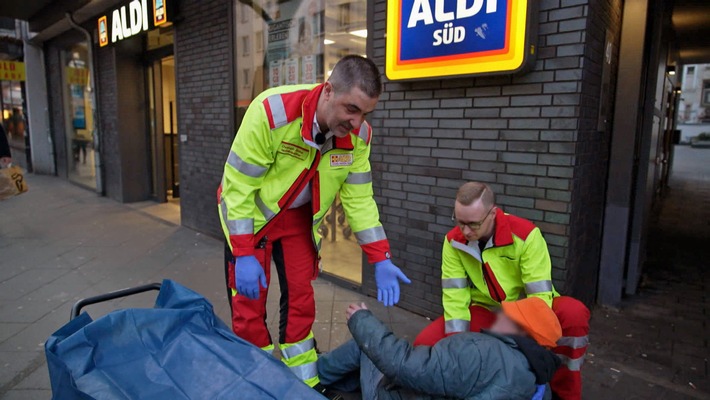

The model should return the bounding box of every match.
[45,279,324,400]
[0,165,28,200]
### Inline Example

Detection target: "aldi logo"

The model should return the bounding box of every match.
[386,0,538,80]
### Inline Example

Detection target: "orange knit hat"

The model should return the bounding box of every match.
[501,297,562,348]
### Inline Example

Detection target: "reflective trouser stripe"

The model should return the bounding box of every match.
[345,171,372,184]
[444,319,470,334]
[226,150,268,178]
[220,200,253,236]
[261,344,275,353]
[281,333,319,387]
[525,280,553,294]
[354,226,387,245]
[557,354,585,371]
[442,278,469,289]
[266,95,288,128]
[557,335,589,349]
[281,338,315,359]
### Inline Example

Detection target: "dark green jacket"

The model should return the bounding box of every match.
[348,310,559,400]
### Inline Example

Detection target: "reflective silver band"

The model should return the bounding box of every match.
[354,226,387,245]
[557,354,585,371]
[227,150,267,178]
[525,280,553,294]
[450,239,481,263]
[290,361,318,381]
[444,319,470,334]
[442,278,469,289]
[345,171,372,185]
[266,95,288,128]
[557,336,589,349]
[255,193,276,221]
[221,201,253,235]
[358,122,370,142]
[281,338,315,359]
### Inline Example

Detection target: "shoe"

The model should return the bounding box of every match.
[313,383,344,400]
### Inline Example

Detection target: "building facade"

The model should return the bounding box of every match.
[6,0,685,317]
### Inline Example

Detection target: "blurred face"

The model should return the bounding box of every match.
[453,200,496,242]
[319,82,378,137]
[490,312,526,336]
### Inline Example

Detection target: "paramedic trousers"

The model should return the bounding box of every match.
[412,296,590,400]
[225,204,320,386]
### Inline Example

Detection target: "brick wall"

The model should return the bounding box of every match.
[367,0,623,316]
[174,0,235,237]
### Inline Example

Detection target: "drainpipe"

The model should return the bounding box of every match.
[66,12,104,195]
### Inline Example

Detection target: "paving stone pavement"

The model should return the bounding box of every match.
[1,146,708,399]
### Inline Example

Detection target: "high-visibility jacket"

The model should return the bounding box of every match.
[442,208,559,334]
[218,83,391,266]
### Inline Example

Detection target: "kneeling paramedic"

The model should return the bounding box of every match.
[217,55,410,394]
[414,182,590,400]
[318,297,562,400]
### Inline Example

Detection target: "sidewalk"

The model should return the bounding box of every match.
[0,175,428,399]
[1,161,708,399]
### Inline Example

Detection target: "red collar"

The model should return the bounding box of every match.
[299,84,355,151]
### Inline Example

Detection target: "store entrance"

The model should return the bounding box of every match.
[147,55,179,205]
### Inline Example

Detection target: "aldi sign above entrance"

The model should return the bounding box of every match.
[98,0,172,47]
[386,0,538,80]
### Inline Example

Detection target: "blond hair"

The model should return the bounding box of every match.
[456,182,495,208]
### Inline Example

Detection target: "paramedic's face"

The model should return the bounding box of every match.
[322,82,378,137]
[453,200,496,242]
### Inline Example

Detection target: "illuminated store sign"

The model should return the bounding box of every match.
[98,0,172,47]
[386,0,538,80]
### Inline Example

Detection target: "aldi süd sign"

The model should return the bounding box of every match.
[386,0,538,80]
[98,0,173,47]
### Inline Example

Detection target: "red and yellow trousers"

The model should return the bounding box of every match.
[414,296,590,400]
[225,204,320,386]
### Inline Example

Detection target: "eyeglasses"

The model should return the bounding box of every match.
[451,206,495,231]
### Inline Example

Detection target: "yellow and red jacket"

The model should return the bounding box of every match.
[441,209,559,334]
[218,83,390,265]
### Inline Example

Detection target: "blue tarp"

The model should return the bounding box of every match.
[45,279,324,400]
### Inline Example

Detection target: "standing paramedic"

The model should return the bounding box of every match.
[414,182,590,400]
[217,55,410,394]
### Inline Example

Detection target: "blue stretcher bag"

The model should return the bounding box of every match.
[45,279,323,399]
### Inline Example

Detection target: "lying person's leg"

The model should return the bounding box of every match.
[317,339,363,393]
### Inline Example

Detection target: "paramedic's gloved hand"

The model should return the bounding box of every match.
[235,255,266,300]
[374,260,411,307]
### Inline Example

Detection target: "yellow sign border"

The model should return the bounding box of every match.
[385,0,536,80]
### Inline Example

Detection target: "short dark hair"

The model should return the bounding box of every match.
[456,182,495,208]
[328,55,383,98]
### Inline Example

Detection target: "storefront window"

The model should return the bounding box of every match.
[234,0,367,284]
[1,80,25,162]
[61,43,96,189]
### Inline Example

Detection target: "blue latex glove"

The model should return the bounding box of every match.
[235,255,267,300]
[531,384,546,400]
[374,260,411,307]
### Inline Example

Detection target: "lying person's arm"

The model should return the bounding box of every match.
[347,309,481,397]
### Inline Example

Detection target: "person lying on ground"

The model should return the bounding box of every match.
[317,297,562,400]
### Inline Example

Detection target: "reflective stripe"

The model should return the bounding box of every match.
[289,361,318,381]
[226,150,267,178]
[442,278,469,289]
[358,122,370,143]
[345,171,372,185]
[557,354,585,371]
[267,95,288,128]
[557,335,589,349]
[255,193,276,221]
[261,344,275,353]
[525,280,553,294]
[445,319,470,334]
[450,239,482,263]
[221,200,253,235]
[281,338,315,359]
[354,226,386,245]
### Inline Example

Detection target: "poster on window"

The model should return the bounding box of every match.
[302,55,316,84]
[265,0,323,86]
[269,60,283,88]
